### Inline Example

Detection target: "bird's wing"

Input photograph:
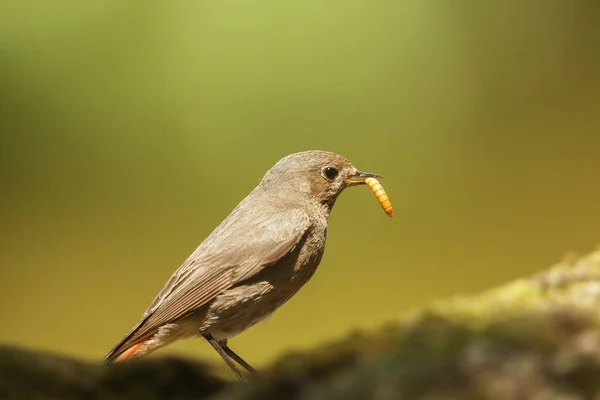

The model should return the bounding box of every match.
[105,207,309,360]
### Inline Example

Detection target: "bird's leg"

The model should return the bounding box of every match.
[203,334,246,381]
[222,341,256,373]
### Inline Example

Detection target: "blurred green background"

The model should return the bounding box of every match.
[1,1,599,368]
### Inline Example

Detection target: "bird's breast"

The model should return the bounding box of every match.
[201,222,328,339]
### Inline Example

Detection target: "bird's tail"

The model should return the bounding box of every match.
[105,341,146,363]
[105,320,186,363]
[104,322,154,363]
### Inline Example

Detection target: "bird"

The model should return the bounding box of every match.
[104,150,391,380]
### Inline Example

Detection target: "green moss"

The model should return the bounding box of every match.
[2,249,600,399]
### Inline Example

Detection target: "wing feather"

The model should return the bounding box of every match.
[105,207,309,361]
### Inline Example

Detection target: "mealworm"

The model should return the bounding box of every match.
[364,177,393,217]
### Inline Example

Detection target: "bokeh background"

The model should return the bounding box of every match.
[1,1,599,368]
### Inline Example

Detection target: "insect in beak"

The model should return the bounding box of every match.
[347,171,393,217]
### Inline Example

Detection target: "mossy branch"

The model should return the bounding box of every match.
[2,248,599,400]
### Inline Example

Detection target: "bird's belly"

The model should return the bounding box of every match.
[200,280,289,341]
[201,264,318,341]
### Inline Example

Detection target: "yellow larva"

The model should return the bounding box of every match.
[364,177,393,217]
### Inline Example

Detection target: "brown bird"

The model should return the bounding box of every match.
[105,150,392,380]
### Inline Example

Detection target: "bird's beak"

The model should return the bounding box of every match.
[346,170,382,187]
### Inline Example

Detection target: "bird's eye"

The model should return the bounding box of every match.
[322,166,339,181]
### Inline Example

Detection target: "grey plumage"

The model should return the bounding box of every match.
[105,150,383,379]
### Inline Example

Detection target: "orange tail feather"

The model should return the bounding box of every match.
[113,342,145,363]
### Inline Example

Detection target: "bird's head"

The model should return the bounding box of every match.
[260,150,381,207]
